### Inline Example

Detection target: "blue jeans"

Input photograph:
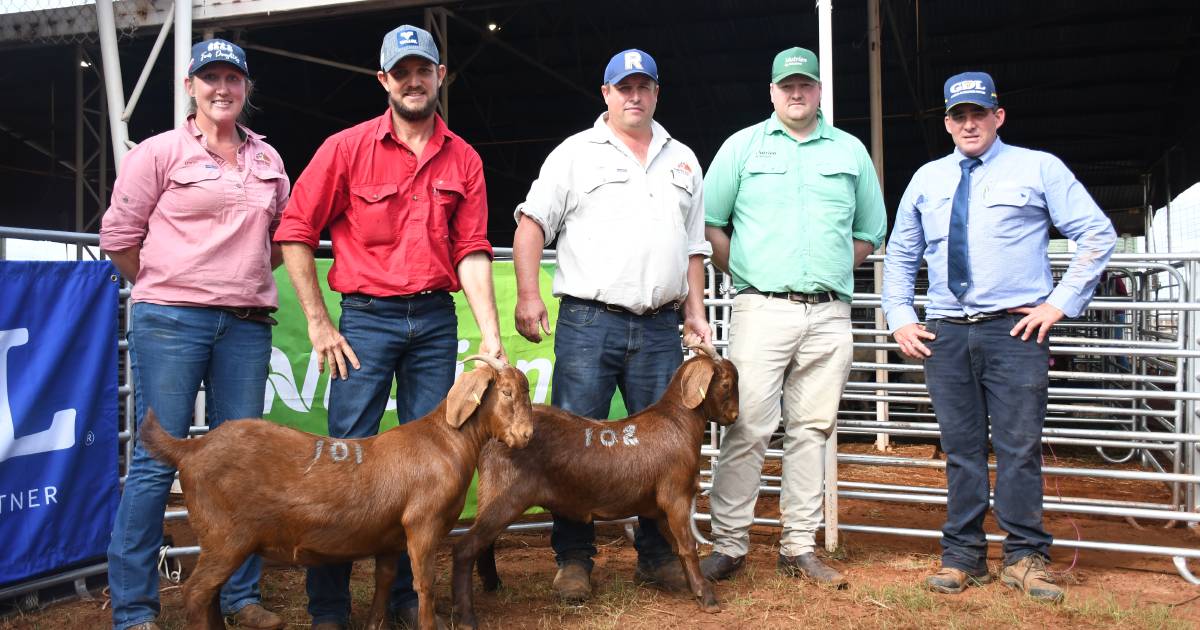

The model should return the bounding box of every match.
[923,316,1054,573]
[109,303,271,630]
[305,292,457,625]
[549,297,682,570]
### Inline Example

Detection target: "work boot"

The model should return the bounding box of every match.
[778,552,848,588]
[634,560,688,592]
[552,561,592,602]
[699,551,745,582]
[925,566,993,594]
[1001,554,1065,603]
[229,603,284,629]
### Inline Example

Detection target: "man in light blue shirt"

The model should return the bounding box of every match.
[882,72,1115,603]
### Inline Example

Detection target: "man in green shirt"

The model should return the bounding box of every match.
[700,47,886,587]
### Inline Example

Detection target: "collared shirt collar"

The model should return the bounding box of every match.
[184,114,261,142]
[953,136,1005,165]
[373,109,452,148]
[585,113,670,163]
[765,109,831,142]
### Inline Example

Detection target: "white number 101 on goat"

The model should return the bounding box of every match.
[583,425,639,448]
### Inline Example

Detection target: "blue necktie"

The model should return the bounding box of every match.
[948,157,981,299]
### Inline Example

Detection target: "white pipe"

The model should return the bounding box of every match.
[123,2,174,122]
[817,0,834,123]
[174,0,192,125]
[94,0,129,170]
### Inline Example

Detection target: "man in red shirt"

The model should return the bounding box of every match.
[274,24,503,630]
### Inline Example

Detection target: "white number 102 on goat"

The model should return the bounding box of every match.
[583,425,639,448]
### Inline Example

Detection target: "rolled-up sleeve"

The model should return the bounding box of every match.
[449,148,493,264]
[851,145,887,247]
[1041,155,1117,317]
[273,136,346,248]
[513,144,574,244]
[703,136,739,228]
[685,157,713,257]
[100,141,162,252]
[882,176,928,331]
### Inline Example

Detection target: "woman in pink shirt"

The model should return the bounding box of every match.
[100,39,288,630]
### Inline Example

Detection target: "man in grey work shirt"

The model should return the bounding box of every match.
[883,71,1116,602]
[511,48,711,601]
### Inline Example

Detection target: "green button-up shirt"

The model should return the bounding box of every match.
[704,111,886,302]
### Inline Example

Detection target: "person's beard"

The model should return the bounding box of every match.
[390,89,438,122]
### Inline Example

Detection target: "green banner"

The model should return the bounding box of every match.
[264,260,627,518]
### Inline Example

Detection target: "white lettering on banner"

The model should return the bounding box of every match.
[624,51,643,70]
[516,358,551,404]
[0,486,59,516]
[0,328,76,463]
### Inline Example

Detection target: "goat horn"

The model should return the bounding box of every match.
[461,353,507,371]
[686,342,723,362]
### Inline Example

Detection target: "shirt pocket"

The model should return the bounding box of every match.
[919,195,953,244]
[167,166,223,213]
[349,183,400,247]
[810,160,859,213]
[429,178,464,235]
[984,185,1043,230]
[666,168,695,227]
[579,167,631,220]
[248,169,286,215]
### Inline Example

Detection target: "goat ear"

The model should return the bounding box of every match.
[446,367,495,428]
[680,360,716,409]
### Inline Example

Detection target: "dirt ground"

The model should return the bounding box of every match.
[4,442,1200,629]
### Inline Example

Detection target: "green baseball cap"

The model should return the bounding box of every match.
[771,46,820,83]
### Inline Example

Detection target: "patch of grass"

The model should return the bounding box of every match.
[855,583,941,614]
[1065,593,1188,630]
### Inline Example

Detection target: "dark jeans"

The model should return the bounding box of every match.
[550,297,683,571]
[110,303,271,630]
[305,293,457,625]
[923,315,1054,573]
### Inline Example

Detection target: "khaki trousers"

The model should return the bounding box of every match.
[709,294,853,557]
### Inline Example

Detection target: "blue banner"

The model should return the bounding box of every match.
[0,261,119,586]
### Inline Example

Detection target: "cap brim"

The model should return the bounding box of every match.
[605,69,658,85]
[382,50,439,72]
[772,70,819,84]
[189,59,248,77]
[946,97,997,112]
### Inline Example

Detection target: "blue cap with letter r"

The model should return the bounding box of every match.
[944,71,999,111]
[380,24,440,72]
[603,49,659,84]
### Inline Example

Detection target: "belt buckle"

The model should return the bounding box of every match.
[604,303,624,313]
[965,312,988,323]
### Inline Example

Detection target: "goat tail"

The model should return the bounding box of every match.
[138,408,200,467]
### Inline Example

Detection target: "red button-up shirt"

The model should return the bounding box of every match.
[274,111,492,296]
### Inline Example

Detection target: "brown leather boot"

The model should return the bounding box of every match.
[1001,555,1064,603]
[778,552,848,589]
[634,560,688,592]
[552,560,593,602]
[925,566,993,594]
[229,603,284,629]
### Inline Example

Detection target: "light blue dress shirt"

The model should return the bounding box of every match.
[882,138,1117,331]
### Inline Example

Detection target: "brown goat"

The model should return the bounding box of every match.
[450,345,739,629]
[139,356,533,630]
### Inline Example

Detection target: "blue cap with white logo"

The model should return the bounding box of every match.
[603,49,659,85]
[188,39,248,77]
[380,24,440,72]
[944,71,999,112]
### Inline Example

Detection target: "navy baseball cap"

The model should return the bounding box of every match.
[603,49,658,85]
[944,71,999,111]
[380,25,440,72]
[189,39,248,76]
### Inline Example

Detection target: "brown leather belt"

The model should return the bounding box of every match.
[739,287,837,304]
[217,307,278,326]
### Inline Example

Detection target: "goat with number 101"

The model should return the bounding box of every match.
[451,338,740,629]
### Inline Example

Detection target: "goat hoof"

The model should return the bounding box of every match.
[701,601,721,614]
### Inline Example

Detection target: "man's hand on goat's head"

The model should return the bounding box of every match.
[478,335,507,364]
[308,319,361,380]
[683,315,712,345]
[514,294,552,343]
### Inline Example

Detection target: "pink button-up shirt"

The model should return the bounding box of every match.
[100,117,290,308]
